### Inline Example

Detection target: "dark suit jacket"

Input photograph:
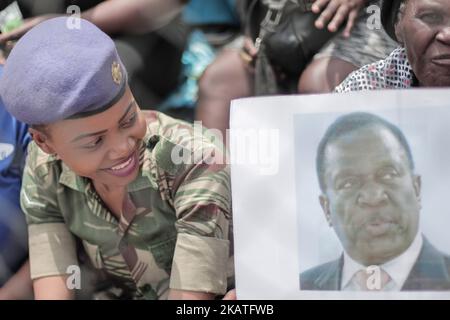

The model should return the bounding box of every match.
[300,237,450,291]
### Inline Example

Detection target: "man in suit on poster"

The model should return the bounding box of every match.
[300,112,450,291]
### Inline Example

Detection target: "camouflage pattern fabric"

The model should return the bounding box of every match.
[21,111,232,299]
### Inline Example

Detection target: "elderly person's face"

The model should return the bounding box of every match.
[395,0,450,86]
[320,126,421,266]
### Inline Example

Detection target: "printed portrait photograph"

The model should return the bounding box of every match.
[295,108,450,293]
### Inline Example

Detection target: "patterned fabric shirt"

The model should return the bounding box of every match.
[335,47,416,92]
[21,111,232,299]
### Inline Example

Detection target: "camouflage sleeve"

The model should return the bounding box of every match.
[152,114,231,295]
[170,162,231,295]
[20,143,78,280]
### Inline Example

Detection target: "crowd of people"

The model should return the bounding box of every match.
[0,0,449,299]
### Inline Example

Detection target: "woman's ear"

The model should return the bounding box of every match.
[28,127,56,155]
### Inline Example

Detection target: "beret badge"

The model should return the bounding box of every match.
[111,61,122,85]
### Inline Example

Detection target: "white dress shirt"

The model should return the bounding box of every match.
[341,232,423,291]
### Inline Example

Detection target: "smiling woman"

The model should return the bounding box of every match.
[30,89,147,195]
[0,17,232,300]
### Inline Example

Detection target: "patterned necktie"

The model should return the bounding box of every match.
[354,267,392,291]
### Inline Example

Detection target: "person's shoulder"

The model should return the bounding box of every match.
[334,47,406,93]
[301,260,339,279]
[145,110,193,142]
[25,141,61,181]
[416,238,450,287]
[334,62,381,93]
[443,254,450,269]
[419,237,450,273]
[144,110,226,174]
[21,142,63,215]
[433,244,450,270]
[143,110,192,171]
[300,259,341,290]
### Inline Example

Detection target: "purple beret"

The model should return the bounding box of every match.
[0,17,127,125]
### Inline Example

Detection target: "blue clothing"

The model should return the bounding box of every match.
[163,0,240,110]
[0,65,30,285]
[183,0,239,26]
[159,30,216,110]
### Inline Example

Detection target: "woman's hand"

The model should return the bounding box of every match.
[312,0,366,37]
[222,289,236,300]
[33,275,74,300]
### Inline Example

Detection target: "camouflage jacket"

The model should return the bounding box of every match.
[21,111,232,299]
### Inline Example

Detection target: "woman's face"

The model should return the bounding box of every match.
[32,87,147,188]
[396,0,450,86]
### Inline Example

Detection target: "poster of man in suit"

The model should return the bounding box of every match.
[230,90,450,299]
[299,112,450,292]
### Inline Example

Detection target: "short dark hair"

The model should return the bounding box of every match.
[316,112,415,192]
